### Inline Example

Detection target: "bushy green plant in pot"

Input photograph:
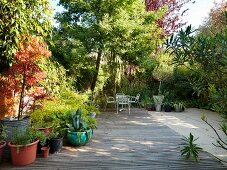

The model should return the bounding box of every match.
[67,108,93,146]
[174,102,185,112]
[0,125,7,163]
[31,107,54,136]
[36,130,49,156]
[8,127,45,166]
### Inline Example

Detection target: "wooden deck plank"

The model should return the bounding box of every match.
[1,108,226,169]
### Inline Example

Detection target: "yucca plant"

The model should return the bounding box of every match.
[180,133,202,162]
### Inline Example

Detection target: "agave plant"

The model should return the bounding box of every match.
[180,133,202,162]
[68,108,88,132]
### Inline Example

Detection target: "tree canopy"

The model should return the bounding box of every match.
[0,0,53,72]
[54,0,165,91]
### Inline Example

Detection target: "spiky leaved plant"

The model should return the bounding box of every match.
[70,108,88,132]
[180,133,202,162]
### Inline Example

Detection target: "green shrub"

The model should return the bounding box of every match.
[208,85,227,115]
[31,89,98,134]
[38,58,74,97]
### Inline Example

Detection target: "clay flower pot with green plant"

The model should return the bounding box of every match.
[35,130,50,157]
[8,127,47,166]
[31,108,54,136]
[67,108,93,146]
[0,125,7,163]
[36,131,49,158]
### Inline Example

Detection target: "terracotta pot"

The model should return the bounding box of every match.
[41,146,50,158]
[8,139,39,166]
[38,127,52,136]
[0,141,6,163]
[1,117,31,161]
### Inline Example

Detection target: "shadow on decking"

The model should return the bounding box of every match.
[1,108,226,169]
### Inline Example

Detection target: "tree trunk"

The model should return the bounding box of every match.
[18,71,26,120]
[91,50,102,91]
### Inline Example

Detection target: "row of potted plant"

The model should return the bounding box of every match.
[0,34,98,166]
[147,101,185,112]
[0,107,96,166]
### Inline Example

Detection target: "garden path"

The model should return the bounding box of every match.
[1,108,226,169]
[149,108,227,165]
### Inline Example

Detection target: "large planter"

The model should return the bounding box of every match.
[153,95,164,112]
[0,141,6,163]
[155,104,162,112]
[8,139,39,166]
[67,128,93,146]
[0,117,31,141]
[0,117,30,160]
[49,137,63,154]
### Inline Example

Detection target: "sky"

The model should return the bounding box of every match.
[182,0,224,28]
[50,0,224,28]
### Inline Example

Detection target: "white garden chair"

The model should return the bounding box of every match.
[105,96,116,110]
[116,94,130,115]
[129,94,140,107]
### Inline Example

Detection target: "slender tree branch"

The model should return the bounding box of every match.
[203,119,227,146]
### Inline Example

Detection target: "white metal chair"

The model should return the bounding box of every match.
[116,94,130,115]
[106,96,116,110]
[129,94,140,107]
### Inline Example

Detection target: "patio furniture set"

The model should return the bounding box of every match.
[106,93,140,114]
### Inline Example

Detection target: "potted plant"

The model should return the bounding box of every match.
[36,131,49,158]
[153,95,164,112]
[164,102,172,112]
[48,129,63,154]
[0,37,50,161]
[152,53,174,112]
[0,36,50,120]
[41,145,50,158]
[31,113,53,136]
[35,130,50,157]
[8,127,44,166]
[0,125,7,163]
[174,102,185,112]
[67,108,93,146]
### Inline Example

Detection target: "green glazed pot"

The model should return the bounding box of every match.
[67,128,93,146]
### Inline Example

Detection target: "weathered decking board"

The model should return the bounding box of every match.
[1,109,226,169]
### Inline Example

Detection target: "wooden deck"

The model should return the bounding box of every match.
[1,108,226,169]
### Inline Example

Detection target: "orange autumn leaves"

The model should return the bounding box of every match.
[0,35,51,117]
[9,36,51,89]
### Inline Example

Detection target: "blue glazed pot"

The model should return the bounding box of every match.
[87,129,93,141]
[67,128,93,146]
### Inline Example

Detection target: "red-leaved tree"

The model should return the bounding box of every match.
[0,35,51,119]
[145,0,194,36]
